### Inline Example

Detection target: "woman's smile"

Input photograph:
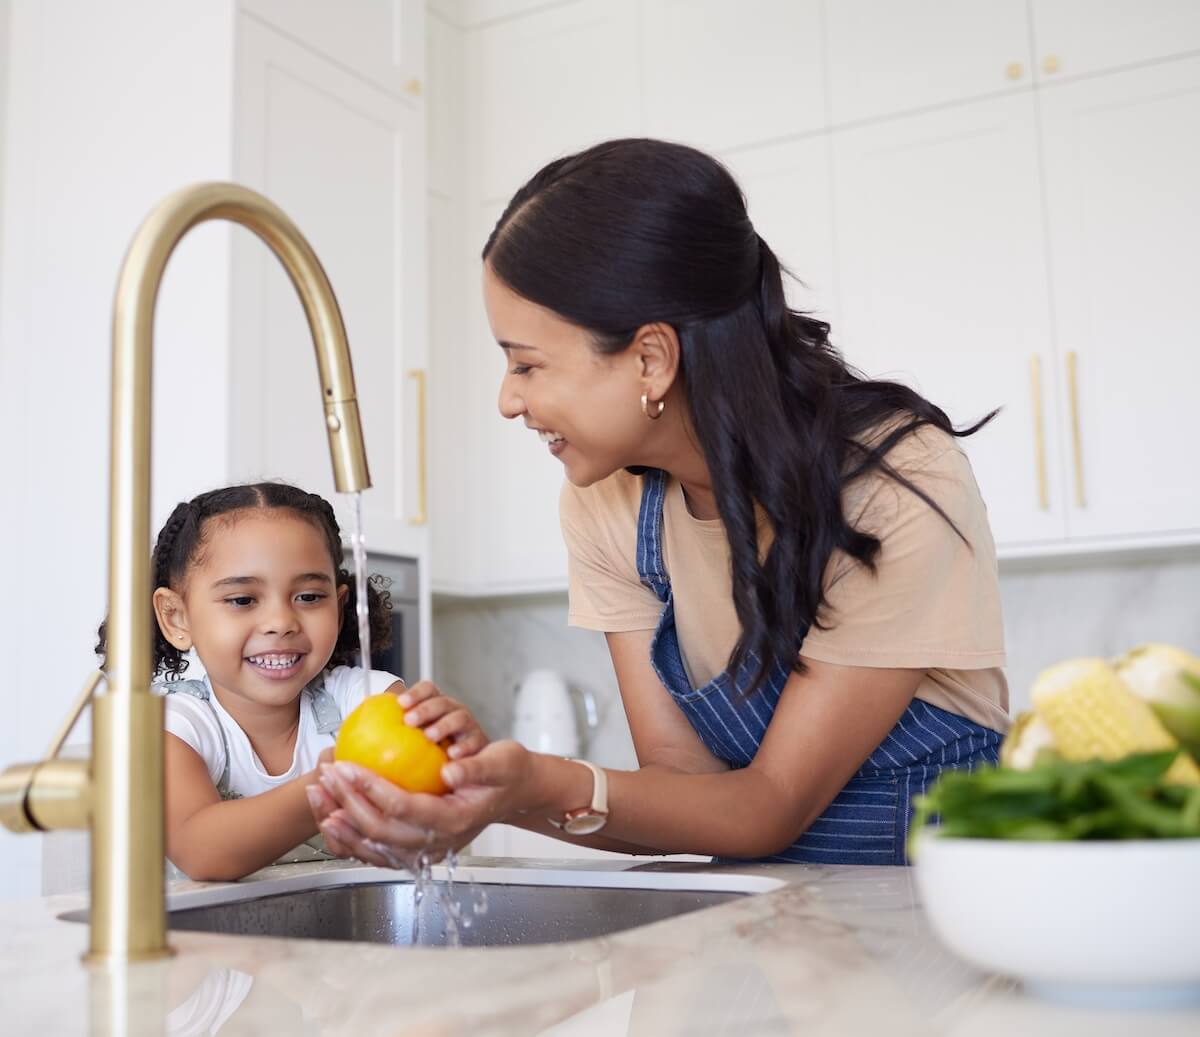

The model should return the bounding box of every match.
[534,427,568,456]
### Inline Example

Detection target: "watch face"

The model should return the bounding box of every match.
[563,813,606,836]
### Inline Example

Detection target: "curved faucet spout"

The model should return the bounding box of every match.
[0,182,372,963]
[107,181,371,729]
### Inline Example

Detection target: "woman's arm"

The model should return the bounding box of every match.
[501,629,730,853]
[164,733,323,881]
[496,631,924,858]
[314,630,924,861]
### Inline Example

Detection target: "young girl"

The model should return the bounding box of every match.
[96,481,481,881]
[311,138,1009,869]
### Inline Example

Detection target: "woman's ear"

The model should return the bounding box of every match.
[153,587,192,652]
[633,322,681,400]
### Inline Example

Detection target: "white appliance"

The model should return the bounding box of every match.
[512,669,598,756]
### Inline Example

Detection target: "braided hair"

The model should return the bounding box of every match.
[94,482,393,680]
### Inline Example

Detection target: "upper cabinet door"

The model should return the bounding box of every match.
[233,16,429,560]
[466,0,642,206]
[825,0,1032,125]
[239,0,425,96]
[832,94,1065,548]
[1038,57,1200,543]
[1031,0,1200,83]
[642,0,825,153]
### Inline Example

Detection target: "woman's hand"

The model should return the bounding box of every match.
[306,740,534,868]
[396,680,489,760]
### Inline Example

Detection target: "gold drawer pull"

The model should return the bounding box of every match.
[408,368,428,525]
[1066,351,1086,508]
[1030,355,1049,511]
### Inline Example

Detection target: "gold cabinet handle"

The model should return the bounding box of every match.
[1030,355,1049,511]
[1006,61,1024,81]
[1042,55,1060,75]
[1066,351,1086,508]
[407,368,428,525]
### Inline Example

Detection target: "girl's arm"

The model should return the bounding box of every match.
[315,629,925,861]
[165,733,322,881]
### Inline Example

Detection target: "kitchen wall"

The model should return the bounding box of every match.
[433,549,1200,752]
[0,0,237,902]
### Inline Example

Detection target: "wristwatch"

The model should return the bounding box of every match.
[548,758,609,835]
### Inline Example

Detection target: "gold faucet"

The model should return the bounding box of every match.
[0,183,371,962]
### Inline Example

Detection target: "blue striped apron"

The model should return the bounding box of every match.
[636,469,1001,865]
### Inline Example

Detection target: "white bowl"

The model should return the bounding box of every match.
[914,834,1200,1008]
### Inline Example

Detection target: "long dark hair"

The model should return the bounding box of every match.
[95,482,392,681]
[484,138,994,695]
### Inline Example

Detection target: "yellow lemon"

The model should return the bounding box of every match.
[335,693,449,795]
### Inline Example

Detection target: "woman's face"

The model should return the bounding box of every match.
[484,265,655,487]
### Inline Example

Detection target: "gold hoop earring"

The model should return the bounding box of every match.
[641,393,665,420]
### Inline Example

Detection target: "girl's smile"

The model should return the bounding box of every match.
[245,651,307,681]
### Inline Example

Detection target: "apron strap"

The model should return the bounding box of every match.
[159,678,237,800]
[307,678,343,735]
[635,469,671,602]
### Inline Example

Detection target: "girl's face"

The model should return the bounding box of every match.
[154,509,347,710]
[484,265,669,487]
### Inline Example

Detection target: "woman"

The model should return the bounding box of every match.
[311,138,1009,866]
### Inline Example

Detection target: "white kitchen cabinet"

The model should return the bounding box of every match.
[1030,0,1200,84]
[464,0,642,206]
[238,0,425,96]
[435,201,571,596]
[231,14,431,566]
[832,93,1066,548]
[1037,57,1200,545]
[427,3,1200,594]
[720,135,837,325]
[824,0,1033,125]
[642,0,825,153]
[431,1,645,595]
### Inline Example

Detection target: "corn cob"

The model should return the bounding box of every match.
[999,710,1056,770]
[1030,658,1200,785]
[1113,643,1200,754]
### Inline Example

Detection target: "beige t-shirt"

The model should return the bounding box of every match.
[560,425,1009,733]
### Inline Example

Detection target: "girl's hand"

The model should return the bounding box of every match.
[309,740,533,867]
[397,680,489,760]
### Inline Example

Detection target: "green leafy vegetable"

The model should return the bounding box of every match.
[909,751,1200,857]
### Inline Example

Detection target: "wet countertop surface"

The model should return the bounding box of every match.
[3,856,1198,1036]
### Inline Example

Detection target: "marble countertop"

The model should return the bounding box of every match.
[3,856,1197,1036]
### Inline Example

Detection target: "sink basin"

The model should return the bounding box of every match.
[62,862,784,948]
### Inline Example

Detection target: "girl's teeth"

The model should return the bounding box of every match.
[250,654,300,669]
[538,430,564,444]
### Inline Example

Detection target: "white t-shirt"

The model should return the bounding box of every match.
[162,665,400,797]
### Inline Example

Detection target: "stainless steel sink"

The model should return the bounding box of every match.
[62,862,784,948]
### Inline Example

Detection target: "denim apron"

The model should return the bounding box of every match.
[636,469,1001,865]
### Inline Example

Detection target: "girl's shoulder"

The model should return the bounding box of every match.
[159,681,227,782]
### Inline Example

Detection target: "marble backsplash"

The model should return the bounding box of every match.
[432,551,1200,756]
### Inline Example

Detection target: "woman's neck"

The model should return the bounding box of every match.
[640,400,720,520]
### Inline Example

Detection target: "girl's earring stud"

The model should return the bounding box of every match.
[641,393,665,420]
